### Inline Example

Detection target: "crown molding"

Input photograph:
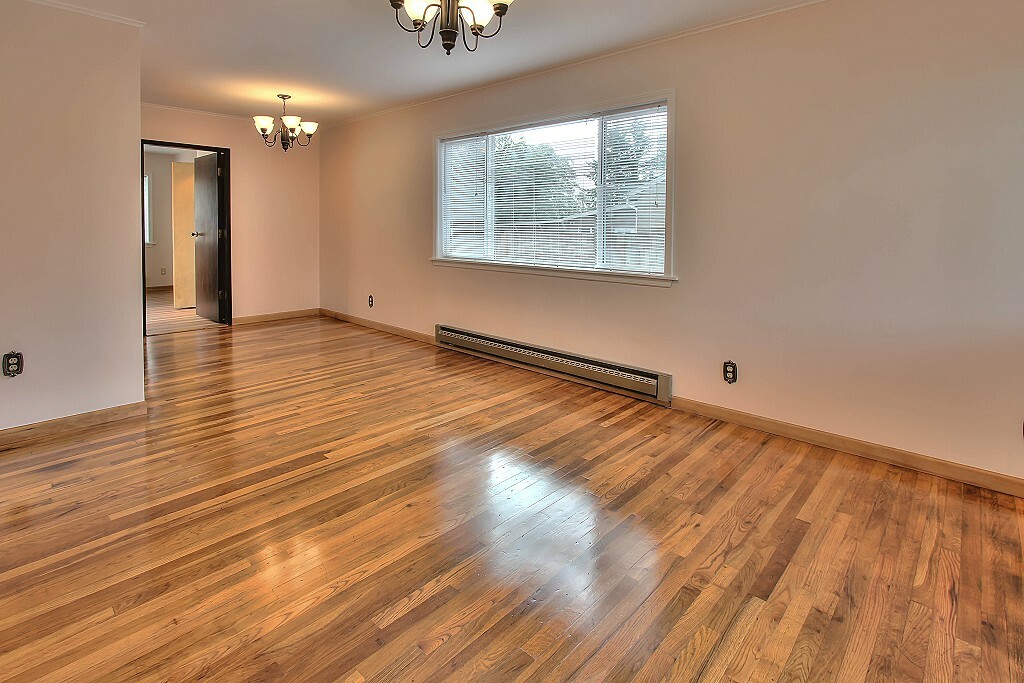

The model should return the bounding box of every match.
[327,0,836,131]
[141,102,250,122]
[25,0,145,28]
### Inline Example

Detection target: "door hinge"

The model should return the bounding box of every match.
[219,289,227,300]
[217,167,223,177]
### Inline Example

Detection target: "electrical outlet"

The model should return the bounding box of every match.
[368,295,374,308]
[723,360,737,384]
[3,351,24,377]
[161,268,167,275]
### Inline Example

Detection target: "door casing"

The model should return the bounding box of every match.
[140,139,232,335]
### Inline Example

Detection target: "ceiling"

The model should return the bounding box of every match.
[142,144,212,162]
[55,0,824,124]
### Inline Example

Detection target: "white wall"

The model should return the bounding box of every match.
[143,152,174,287]
[142,105,320,318]
[0,2,143,431]
[319,0,1024,476]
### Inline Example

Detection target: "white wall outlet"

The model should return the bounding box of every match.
[161,268,166,275]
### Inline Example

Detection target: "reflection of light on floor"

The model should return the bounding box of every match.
[256,536,325,597]
[481,449,656,607]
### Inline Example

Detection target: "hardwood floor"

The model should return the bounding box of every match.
[145,286,222,336]
[1,317,1021,682]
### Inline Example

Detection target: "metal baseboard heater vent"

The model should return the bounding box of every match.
[436,325,672,405]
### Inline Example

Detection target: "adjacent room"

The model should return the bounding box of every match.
[1,0,1022,681]
[142,143,228,336]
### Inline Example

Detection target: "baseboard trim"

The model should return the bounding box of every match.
[0,401,148,450]
[316,310,1023,497]
[319,309,436,345]
[671,396,1024,498]
[233,309,321,326]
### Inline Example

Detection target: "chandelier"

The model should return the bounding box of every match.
[389,0,516,55]
[252,95,320,152]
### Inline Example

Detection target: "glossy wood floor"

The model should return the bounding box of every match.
[1,318,1021,682]
[145,286,222,336]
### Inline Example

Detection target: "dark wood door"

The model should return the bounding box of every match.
[193,153,220,323]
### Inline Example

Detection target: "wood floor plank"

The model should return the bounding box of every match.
[0,317,1021,682]
[145,287,223,336]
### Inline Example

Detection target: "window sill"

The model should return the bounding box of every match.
[431,258,677,287]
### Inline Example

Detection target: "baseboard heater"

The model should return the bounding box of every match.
[436,325,672,405]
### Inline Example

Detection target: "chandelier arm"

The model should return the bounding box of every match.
[461,16,479,52]
[295,136,311,147]
[418,13,439,48]
[458,5,478,27]
[394,7,420,33]
[478,14,503,39]
[263,130,281,148]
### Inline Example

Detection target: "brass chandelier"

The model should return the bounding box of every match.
[389,0,516,55]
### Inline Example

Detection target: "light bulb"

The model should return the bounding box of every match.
[459,0,494,27]
[253,115,274,135]
[404,0,439,23]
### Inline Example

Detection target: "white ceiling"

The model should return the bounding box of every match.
[142,144,208,163]
[53,0,825,124]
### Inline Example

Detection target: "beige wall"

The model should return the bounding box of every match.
[142,105,320,319]
[0,2,143,430]
[143,152,174,287]
[319,0,1024,476]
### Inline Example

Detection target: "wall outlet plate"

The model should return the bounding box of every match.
[3,351,24,377]
[723,360,737,384]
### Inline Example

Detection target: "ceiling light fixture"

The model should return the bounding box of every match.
[389,0,516,55]
[252,94,319,152]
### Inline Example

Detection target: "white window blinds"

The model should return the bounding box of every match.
[439,103,669,276]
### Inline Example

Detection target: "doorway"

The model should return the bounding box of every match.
[141,140,232,336]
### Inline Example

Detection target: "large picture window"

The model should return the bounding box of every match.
[438,103,670,278]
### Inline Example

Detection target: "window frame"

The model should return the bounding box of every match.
[433,93,677,287]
